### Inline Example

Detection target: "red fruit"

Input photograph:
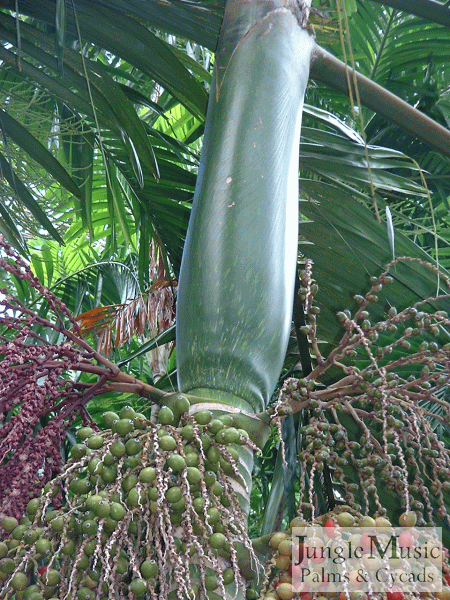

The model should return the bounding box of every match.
[289,563,304,583]
[360,532,373,552]
[398,530,414,548]
[300,593,311,600]
[387,586,404,600]
[324,518,339,538]
[38,565,48,575]
[444,573,450,586]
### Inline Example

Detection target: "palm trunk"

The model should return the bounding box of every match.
[177,0,313,413]
[176,0,313,597]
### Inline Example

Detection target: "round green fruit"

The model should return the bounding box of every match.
[35,537,52,555]
[130,578,147,595]
[102,411,119,427]
[0,542,7,559]
[100,465,117,483]
[165,487,182,504]
[113,419,134,436]
[12,524,27,540]
[204,471,216,486]
[223,567,235,585]
[174,395,190,415]
[78,588,95,600]
[205,575,218,591]
[70,443,87,459]
[398,511,417,527]
[1,515,18,532]
[123,456,140,469]
[194,410,213,425]
[128,488,145,508]
[167,454,186,472]
[159,436,177,452]
[158,407,175,425]
[180,425,194,441]
[94,501,110,519]
[222,427,240,444]
[125,438,142,456]
[70,478,91,495]
[26,498,40,517]
[42,569,61,586]
[186,467,202,485]
[110,440,126,458]
[0,557,15,573]
[87,434,104,450]
[85,494,103,511]
[185,453,199,467]
[11,572,29,591]
[102,452,117,466]
[209,532,226,549]
[87,457,101,475]
[23,528,39,544]
[206,446,220,463]
[77,427,94,440]
[82,519,98,535]
[61,540,76,555]
[119,406,136,419]
[140,559,158,579]
[139,467,156,483]
[122,474,138,492]
[50,517,64,533]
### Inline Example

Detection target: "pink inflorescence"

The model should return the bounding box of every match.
[0,238,92,522]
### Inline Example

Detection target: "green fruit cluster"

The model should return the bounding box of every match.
[0,399,252,600]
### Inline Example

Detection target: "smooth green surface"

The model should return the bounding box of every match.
[177,6,314,412]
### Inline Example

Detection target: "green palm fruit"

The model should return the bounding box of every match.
[100,465,117,483]
[186,467,202,484]
[158,406,175,425]
[1,515,18,532]
[102,411,119,427]
[87,434,104,450]
[208,419,224,434]
[159,436,177,452]
[166,454,186,472]
[112,419,134,436]
[70,478,91,495]
[125,438,142,455]
[165,487,182,504]
[82,519,98,535]
[180,425,194,441]
[0,557,15,573]
[173,395,190,415]
[12,524,27,540]
[130,578,147,595]
[11,572,29,591]
[119,405,136,419]
[94,500,110,518]
[138,467,156,483]
[194,410,213,425]
[77,427,94,440]
[122,474,138,492]
[0,542,7,559]
[110,440,126,458]
[41,569,61,586]
[205,575,219,591]
[185,452,200,467]
[35,538,52,556]
[140,559,158,579]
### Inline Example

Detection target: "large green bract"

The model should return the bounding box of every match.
[176,0,314,414]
